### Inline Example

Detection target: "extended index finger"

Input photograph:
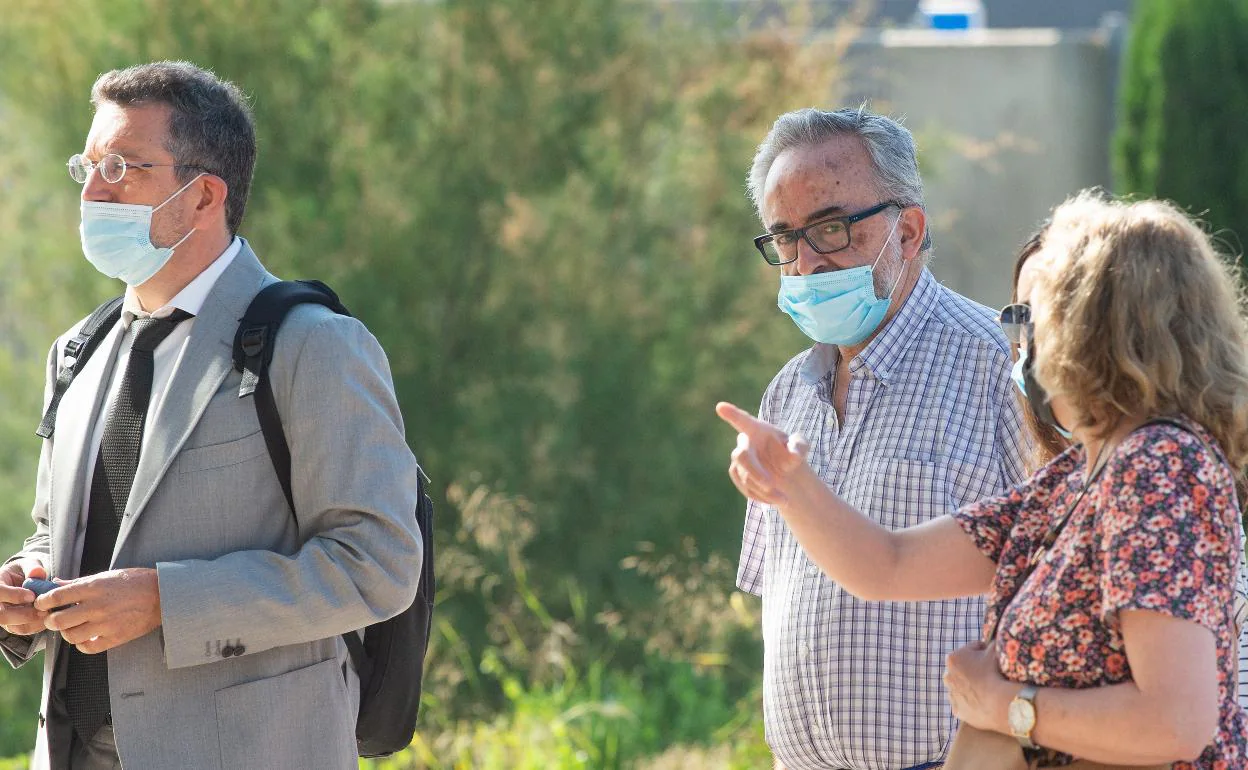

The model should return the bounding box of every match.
[715,401,771,436]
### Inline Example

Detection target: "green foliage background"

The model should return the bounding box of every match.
[0,0,842,765]
[1113,0,1248,258]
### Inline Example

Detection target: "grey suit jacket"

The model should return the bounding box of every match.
[2,243,423,769]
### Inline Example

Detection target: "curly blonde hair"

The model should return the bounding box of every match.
[1029,191,1248,471]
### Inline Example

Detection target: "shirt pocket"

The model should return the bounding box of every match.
[845,458,953,530]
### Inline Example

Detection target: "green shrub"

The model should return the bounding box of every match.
[364,648,767,770]
[1114,0,1248,263]
[0,0,841,760]
[0,756,29,770]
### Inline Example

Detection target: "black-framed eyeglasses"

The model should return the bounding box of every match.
[999,302,1032,344]
[67,153,204,184]
[753,201,900,266]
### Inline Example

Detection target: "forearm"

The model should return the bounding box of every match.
[779,467,996,600]
[777,469,906,600]
[720,400,995,600]
[1009,682,1214,764]
[158,515,421,669]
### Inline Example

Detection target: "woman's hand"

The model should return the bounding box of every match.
[943,640,1015,734]
[716,401,812,506]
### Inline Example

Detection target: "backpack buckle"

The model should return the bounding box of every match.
[63,338,84,358]
[240,326,268,360]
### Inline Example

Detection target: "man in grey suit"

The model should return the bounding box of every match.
[0,61,423,769]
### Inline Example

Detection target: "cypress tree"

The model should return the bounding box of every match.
[1113,0,1248,263]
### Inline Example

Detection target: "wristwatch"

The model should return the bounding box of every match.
[1007,684,1040,749]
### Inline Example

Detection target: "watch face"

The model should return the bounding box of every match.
[1007,698,1036,735]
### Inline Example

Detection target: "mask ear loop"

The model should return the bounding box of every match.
[165,225,197,251]
[152,172,207,212]
[869,211,905,301]
[151,172,207,250]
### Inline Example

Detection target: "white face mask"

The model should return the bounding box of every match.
[78,174,204,286]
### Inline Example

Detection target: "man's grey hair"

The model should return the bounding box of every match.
[747,107,929,250]
[92,61,256,235]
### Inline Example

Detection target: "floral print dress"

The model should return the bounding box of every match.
[953,418,1247,769]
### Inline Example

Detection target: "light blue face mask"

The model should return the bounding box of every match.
[79,173,204,287]
[776,215,902,346]
[1010,348,1029,399]
[1011,345,1074,440]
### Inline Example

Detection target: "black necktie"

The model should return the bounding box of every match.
[66,310,191,741]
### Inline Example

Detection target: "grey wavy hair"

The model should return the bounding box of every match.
[747,106,930,251]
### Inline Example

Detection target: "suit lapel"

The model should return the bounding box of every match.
[115,243,272,549]
[49,323,125,578]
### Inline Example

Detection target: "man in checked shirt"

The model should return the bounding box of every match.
[736,107,1029,770]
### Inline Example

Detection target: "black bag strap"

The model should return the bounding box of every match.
[233,280,434,678]
[233,280,351,515]
[233,279,416,680]
[36,296,124,439]
[342,629,371,684]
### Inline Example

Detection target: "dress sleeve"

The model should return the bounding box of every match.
[953,485,1028,566]
[952,447,1077,566]
[1097,427,1239,630]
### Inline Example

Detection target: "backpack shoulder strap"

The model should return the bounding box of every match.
[233,280,390,680]
[36,296,124,439]
[233,280,351,515]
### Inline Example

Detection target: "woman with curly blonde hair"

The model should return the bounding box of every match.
[1010,215,1248,716]
[718,191,1248,768]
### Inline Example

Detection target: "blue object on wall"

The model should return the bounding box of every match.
[930,13,972,30]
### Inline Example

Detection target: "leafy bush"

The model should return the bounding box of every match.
[366,484,769,769]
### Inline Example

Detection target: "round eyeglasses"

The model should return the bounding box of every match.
[998,302,1033,344]
[67,153,203,184]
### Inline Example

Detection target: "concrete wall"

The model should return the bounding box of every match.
[837,26,1121,307]
[698,0,1134,31]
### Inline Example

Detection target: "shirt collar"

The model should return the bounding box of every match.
[123,236,242,323]
[799,267,941,386]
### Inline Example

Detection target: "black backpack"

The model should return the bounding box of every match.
[37,281,435,759]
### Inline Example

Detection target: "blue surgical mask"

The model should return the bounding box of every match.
[1011,345,1073,440]
[79,174,204,287]
[776,215,902,346]
[1010,347,1029,399]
